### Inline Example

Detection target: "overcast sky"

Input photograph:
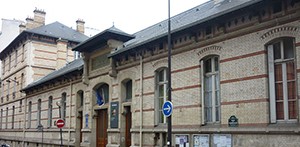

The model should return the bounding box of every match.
[0,0,209,34]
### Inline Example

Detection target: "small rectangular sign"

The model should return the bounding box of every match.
[110,102,119,128]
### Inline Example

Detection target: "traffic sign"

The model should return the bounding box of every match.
[162,101,173,117]
[56,119,65,128]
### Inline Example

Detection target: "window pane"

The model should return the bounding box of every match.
[273,42,281,60]
[205,107,212,122]
[126,80,132,100]
[215,106,220,121]
[283,39,294,59]
[158,85,164,97]
[287,81,296,100]
[288,101,297,119]
[215,91,220,105]
[275,83,283,100]
[215,74,220,90]
[205,59,212,73]
[276,102,284,120]
[214,57,219,71]
[275,64,282,82]
[286,62,295,80]
[205,76,212,91]
[158,70,164,82]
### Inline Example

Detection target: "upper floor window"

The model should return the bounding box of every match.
[122,79,132,102]
[22,44,25,61]
[8,55,11,71]
[15,49,18,66]
[28,101,32,128]
[12,106,15,129]
[155,68,168,125]
[267,37,297,123]
[74,51,81,59]
[95,84,109,105]
[48,96,53,127]
[0,109,3,129]
[37,99,42,126]
[2,59,5,75]
[201,56,220,124]
[6,107,8,129]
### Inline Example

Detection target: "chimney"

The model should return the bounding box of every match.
[19,23,26,33]
[76,19,85,34]
[33,8,46,28]
[25,17,34,29]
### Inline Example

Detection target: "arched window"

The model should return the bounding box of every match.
[48,96,53,127]
[267,37,297,123]
[61,93,67,120]
[95,84,109,105]
[154,67,168,125]
[201,56,220,124]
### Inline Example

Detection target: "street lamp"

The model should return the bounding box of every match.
[56,101,63,147]
[37,124,44,147]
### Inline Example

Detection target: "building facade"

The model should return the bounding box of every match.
[0,9,88,146]
[1,0,300,146]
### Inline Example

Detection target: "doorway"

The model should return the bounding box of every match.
[96,109,108,147]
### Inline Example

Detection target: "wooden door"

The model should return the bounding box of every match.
[97,109,108,147]
[125,107,131,147]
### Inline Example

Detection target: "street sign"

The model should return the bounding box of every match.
[162,101,173,117]
[56,119,65,128]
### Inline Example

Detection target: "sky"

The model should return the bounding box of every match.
[0,0,209,34]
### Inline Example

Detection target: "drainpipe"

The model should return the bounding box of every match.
[68,79,73,146]
[139,55,143,147]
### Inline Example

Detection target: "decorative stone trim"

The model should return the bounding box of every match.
[196,45,222,56]
[260,26,299,40]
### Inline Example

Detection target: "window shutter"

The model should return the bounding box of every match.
[200,60,206,125]
[268,45,276,123]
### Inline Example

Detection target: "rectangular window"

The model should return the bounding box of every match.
[48,96,53,127]
[37,99,41,126]
[201,56,220,124]
[15,49,18,66]
[19,100,22,112]
[7,81,10,99]
[125,80,132,101]
[13,77,16,99]
[2,59,5,75]
[22,44,25,61]
[28,102,32,128]
[6,107,8,129]
[8,55,11,71]
[12,106,15,129]
[268,38,297,123]
[155,68,168,125]
[0,109,2,129]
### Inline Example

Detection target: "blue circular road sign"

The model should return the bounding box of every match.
[162,101,173,117]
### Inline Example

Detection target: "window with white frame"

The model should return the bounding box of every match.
[201,56,220,124]
[267,37,297,123]
[61,93,67,120]
[37,99,41,126]
[28,101,32,128]
[48,96,53,127]
[155,67,168,125]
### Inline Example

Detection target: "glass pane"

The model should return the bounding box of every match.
[287,81,296,100]
[158,70,164,82]
[126,80,132,100]
[275,83,283,100]
[159,85,164,97]
[276,102,284,120]
[288,101,297,119]
[215,74,220,90]
[159,98,164,110]
[205,107,212,122]
[286,62,295,80]
[275,64,282,82]
[273,42,281,60]
[205,58,212,73]
[205,92,212,107]
[214,57,219,71]
[215,106,220,121]
[215,91,220,105]
[205,76,212,91]
[284,38,294,59]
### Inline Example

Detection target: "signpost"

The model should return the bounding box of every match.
[162,101,173,118]
[56,119,65,128]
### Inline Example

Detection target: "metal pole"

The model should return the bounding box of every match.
[167,0,172,146]
[58,105,63,147]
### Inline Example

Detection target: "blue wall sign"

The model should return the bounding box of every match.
[162,101,173,117]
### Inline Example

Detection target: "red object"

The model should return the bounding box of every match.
[56,119,65,128]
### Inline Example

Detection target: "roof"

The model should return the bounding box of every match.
[109,0,262,57]
[73,26,134,52]
[0,21,88,59]
[21,58,84,92]
[26,21,88,43]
